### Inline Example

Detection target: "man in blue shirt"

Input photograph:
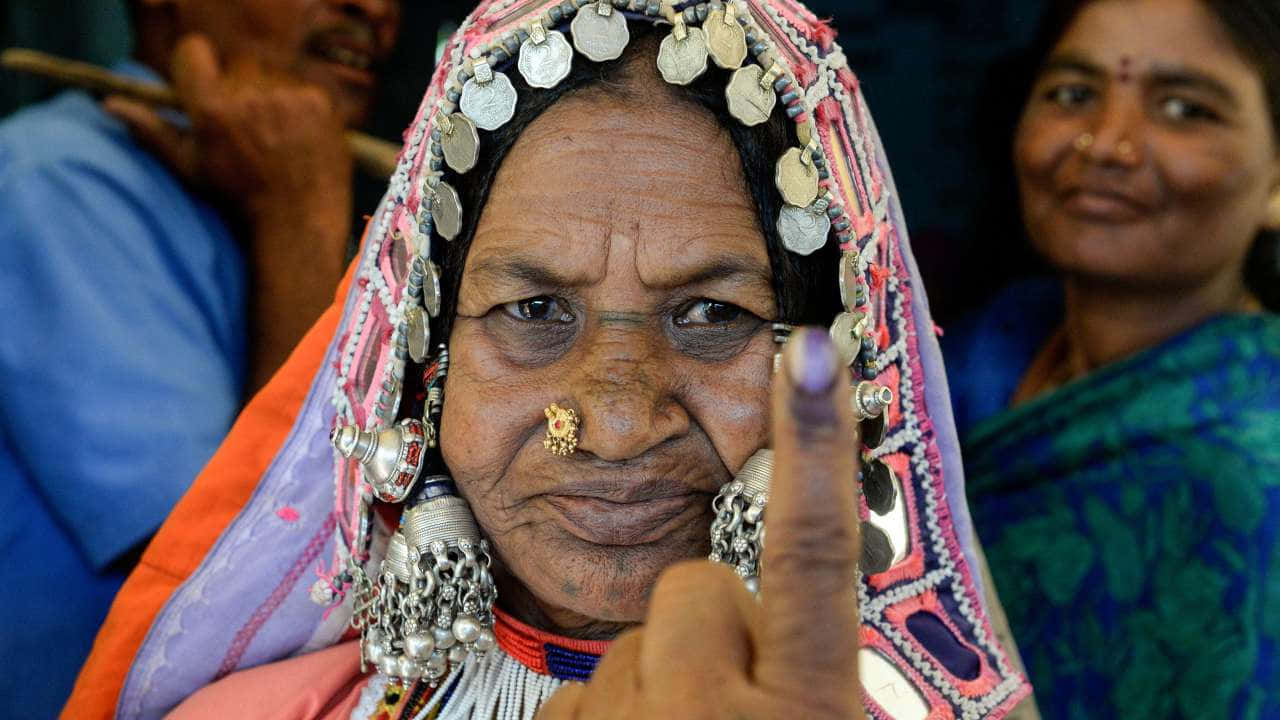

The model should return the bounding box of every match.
[0,0,401,710]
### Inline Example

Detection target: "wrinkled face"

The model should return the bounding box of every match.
[441,67,776,634]
[1015,0,1280,293]
[167,0,401,126]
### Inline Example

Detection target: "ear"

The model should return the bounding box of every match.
[1268,188,1280,231]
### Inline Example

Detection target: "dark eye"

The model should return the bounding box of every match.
[1046,83,1095,108]
[674,299,745,326]
[502,296,575,323]
[1159,96,1221,123]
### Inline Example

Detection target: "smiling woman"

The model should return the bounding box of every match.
[948,0,1280,717]
[65,2,1033,719]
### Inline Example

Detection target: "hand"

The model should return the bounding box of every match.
[538,328,864,719]
[105,34,355,393]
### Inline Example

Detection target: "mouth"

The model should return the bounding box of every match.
[1059,188,1152,222]
[543,492,712,547]
[304,28,382,85]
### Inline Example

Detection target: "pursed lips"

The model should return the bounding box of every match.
[533,475,718,547]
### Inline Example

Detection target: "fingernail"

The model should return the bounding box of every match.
[785,327,839,395]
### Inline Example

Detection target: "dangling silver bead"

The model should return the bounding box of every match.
[448,644,469,664]
[453,615,482,644]
[404,632,436,660]
[377,656,399,677]
[433,625,457,650]
[473,628,497,653]
[425,652,448,679]
[397,655,420,680]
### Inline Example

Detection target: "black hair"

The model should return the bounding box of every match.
[1030,0,1280,311]
[435,24,842,341]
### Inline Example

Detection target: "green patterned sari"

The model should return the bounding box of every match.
[964,314,1280,718]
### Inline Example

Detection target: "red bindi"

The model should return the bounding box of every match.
[1117,55,1133,83]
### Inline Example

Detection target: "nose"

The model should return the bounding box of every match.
[570,327,691,462]
[1081,90,1144,168]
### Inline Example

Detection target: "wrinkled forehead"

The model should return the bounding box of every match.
[465,66,769,292]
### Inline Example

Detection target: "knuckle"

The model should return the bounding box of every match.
[766,519,858,592]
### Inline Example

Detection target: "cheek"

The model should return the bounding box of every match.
[439,323,540,487]
[679,335,773,471]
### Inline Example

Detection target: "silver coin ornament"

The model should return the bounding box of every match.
[518,25,574,89]
[656,22,709,86]
[829,310,868,366]
[725,64,777,126]
[775,146,820,207]
[438,112,480,174]
[838,250,861,311]
[705,5,748,69]
[423,260,443,318]
[405,304,430,363]
[777,200,832,256]
[571,1,630,62]
[430,181,463,241]
[459,61,517,131]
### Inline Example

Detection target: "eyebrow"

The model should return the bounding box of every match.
[1041,53,1106,80]
[1147,64,1240,109]
[1042,53,1240,109]
[465,253,774,291]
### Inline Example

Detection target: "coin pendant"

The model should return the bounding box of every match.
[405,304,430,364]
[459,71,517,131]
[774,147,819,207]
[423,260,443,318]
[439,113,479,174]
[705,8,747,69]
[570,3,630,62]
[725,65,777,126]
[430,181,463,241]
[657,26,708,86]
[838,251,861,310]
[796,117,815,147]
[829,311,866,366]
[777,202,831,255]
[518,29,573,88]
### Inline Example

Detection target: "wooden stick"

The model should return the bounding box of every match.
[1,47,401,179]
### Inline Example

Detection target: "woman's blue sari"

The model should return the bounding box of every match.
[948,284,1280,718]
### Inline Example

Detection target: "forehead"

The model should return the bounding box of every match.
[467,75,768,284]
[1058,0,1254,80]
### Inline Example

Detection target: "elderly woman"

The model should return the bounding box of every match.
[948,0,1280,717]
[66,2,1032,719]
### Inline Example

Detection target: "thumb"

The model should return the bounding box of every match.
[103,96,200,183]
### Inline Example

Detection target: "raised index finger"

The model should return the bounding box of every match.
[757,327,861,704]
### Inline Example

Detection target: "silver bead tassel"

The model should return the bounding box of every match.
[709,449,773,592]
[355,494,497,686]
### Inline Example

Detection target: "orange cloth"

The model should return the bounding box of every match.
[61,262,356,720]
[164,641,366,720]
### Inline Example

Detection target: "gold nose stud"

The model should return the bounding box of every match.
[543,403,580,456]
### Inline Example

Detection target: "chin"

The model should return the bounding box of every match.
[1033,218,1167,283]
[502,516,712,630]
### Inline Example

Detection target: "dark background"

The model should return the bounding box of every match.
[0,0,1051,324]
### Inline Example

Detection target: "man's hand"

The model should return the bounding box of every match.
[538,328,865,719]
[105,34,354,393]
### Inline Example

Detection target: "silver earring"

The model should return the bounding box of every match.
[357,477,498,685]
[709,449,772,594]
